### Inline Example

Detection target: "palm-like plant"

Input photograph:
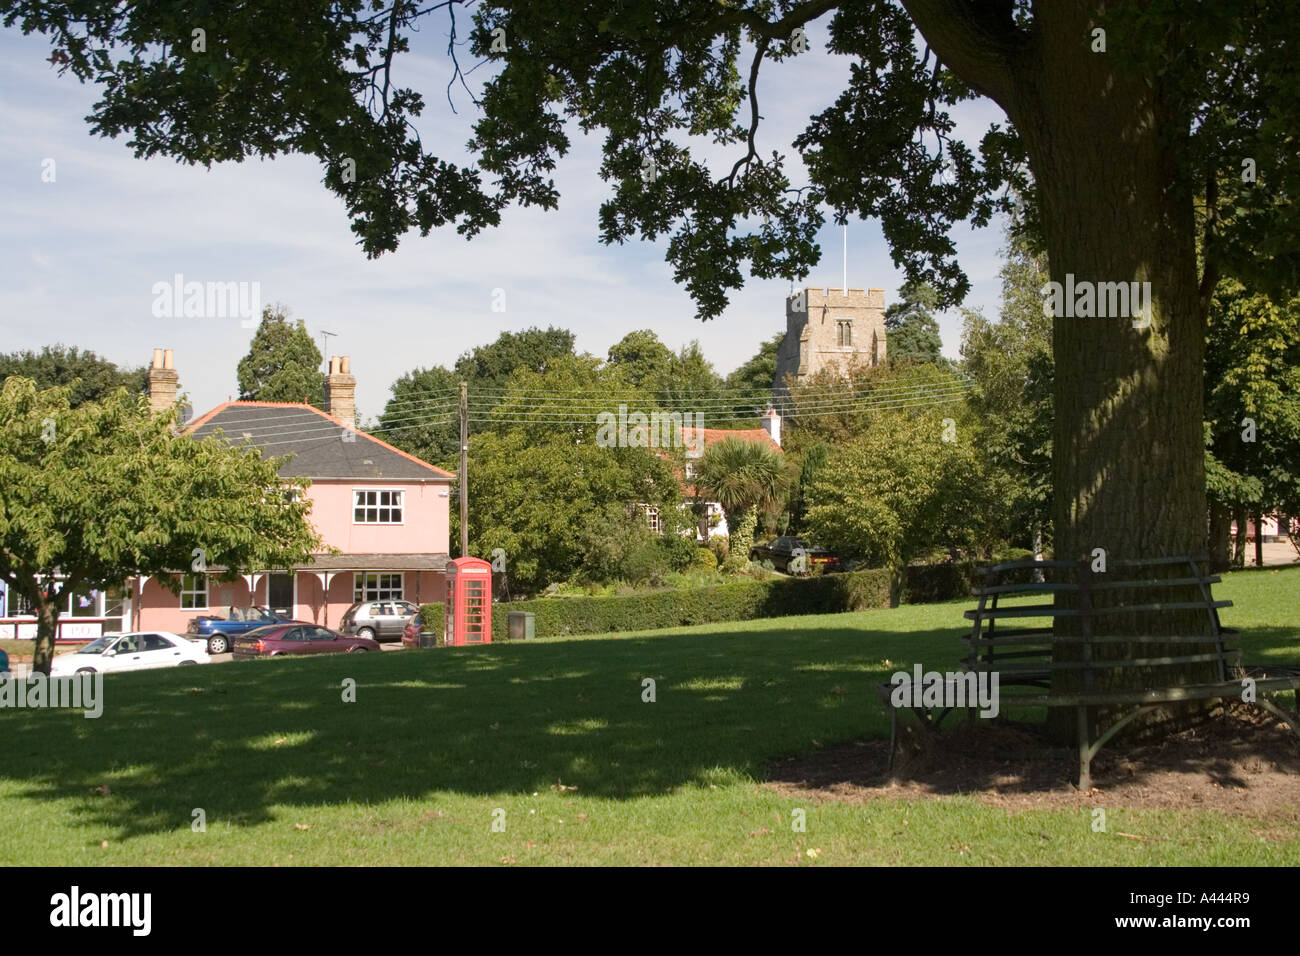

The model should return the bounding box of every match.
[695,437,789,569]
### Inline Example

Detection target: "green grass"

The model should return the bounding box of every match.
[1,566,1297,865]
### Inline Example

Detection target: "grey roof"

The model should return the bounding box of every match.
[299,553,449,571]
[176,553,449,574]
[187,403,454,481]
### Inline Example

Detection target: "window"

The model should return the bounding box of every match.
[354,489,403,524]
[5,589,35,617]
[142,634,174,652]
[355,573,404,602]
[638,504,662,535]
[180,574,208,610]
[837,320,853,346]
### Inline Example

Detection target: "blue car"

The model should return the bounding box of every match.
[186,606,302,654]
[0,646,8,674]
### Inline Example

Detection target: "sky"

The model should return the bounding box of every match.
[0,12,1010,422]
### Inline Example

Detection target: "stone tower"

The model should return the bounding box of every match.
[774,287,887,389]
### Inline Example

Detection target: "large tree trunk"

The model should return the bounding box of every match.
[1254,510,1265,567]
[951,4,1207,739]
[904,3,1214,742]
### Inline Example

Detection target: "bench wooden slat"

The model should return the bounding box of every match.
[963,605,1084,620]
[1088,575,1223,590]
[971,650,1241,673]
[971,582,1080,596]
[1086,600,1231,615]
[965,633,1243,648]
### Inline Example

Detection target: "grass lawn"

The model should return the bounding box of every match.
[1,565,1297,866]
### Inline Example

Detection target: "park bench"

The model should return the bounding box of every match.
[881,555,1300,790]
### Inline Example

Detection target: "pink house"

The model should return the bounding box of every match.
[128,350,453,633]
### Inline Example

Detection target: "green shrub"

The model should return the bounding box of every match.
[657,534,700,572]
[624,541,669,586]
[689,547,718,572]
[419,602,444,634]
[707,535,729,565]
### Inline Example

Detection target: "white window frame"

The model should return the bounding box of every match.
[2,580,107,618]
[637,504,662,535]
[353,487,405,525]
[181,573,209,610]
[354,572,405,603]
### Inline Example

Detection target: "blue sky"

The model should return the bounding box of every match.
[0,14,1010,422]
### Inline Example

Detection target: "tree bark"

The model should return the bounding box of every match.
[1254,510,1265,567]
[32,597,60,676]
[1233,508,1248,568]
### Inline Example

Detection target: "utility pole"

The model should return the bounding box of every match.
[459,381,469,558]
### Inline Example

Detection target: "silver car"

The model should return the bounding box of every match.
[339,600,421,641]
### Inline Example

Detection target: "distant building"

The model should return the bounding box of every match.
[641,410,783,541]
[774,287,887,387]
[135,348,453,634]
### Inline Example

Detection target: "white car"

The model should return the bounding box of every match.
[50,631,210,676]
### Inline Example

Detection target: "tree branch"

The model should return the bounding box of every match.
[897,0,1021,109]
[726,35,770,187]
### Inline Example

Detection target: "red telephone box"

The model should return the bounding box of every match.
[445,556,492,645]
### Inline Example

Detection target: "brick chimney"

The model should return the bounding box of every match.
[761,407,781,448]
[324,355,356,428]
[147,348,180,413]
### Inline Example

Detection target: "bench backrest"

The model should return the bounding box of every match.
[962,555,1239,688]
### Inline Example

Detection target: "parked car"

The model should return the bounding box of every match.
[0,646,8,673]
[186,606,302,655]
[232,624,382,659]
[748,536,843,574]
[339,600,422,641]
[50,631,209,676]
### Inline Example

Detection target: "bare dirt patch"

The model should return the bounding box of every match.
[766,705,1300,819]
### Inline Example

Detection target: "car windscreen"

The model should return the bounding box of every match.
[241,626,280,639]
[75,636,115,655]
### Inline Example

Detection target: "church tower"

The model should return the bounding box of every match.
[774,287,887,387]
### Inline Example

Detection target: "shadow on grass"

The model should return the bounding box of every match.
[6,605,1294,838]
[0,621,962,838]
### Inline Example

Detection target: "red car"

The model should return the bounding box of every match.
[232,623,381,659]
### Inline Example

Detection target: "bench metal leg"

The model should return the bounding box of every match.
[1253,696,1300,738]
[887,706,898,770]
[1077,705,1092,791]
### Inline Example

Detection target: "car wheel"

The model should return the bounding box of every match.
[348,646,369,653]
[356,627,375,640]
[178,660,197,666]
[76,667,97,674]
[208,636,229,655]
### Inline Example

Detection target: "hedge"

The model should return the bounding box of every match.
[418,562,1004,642]
[421,569,890,640]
